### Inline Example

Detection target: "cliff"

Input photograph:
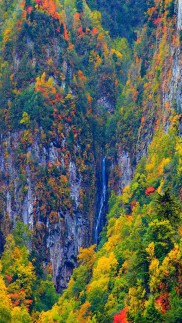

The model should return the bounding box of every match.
[0,0,182,321]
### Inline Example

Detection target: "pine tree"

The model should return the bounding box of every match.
[76,0,83,13]
[155,189,181,227]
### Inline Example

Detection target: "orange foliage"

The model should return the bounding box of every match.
[42,0,56,15]
[132,90,139,101]
[9,289,26,307]
[147,7,156,17]
[16,20,23,30]
[78,70,86,81]
[73,12,81,30]
[36,0,60,19]
[20,1,25,9]
[49,211,59,223]
[76,301,91,323]
[64,25,69,41]
[141,116,145,124]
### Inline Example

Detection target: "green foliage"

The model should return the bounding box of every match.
[39,116,182,321]
[143,299,163,323]
[86,0,154,40]
[0,0,181,322]
[13,221,32,248]
[0,307,11,323]
[155,190,181,226]
[32,276,59,312]
[11,86,53,130]
[164,289,182,322]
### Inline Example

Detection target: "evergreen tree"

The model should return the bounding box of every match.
[155,189,181,227]
[76,0,83,13]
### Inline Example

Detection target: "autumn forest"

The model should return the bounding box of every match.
[0,0,182,322]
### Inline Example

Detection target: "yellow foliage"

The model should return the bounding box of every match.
[111,48,123,59]
[175,139,182,176]
[0,273,11,309]
[20,112,30,126]
[157,178,165,194]
[35,73,56,95]
[78,245,96,270]
[128,283,146,316]
[149,258,160,292]
[104,294,118,315]
[75,301,91,323]
[161,245,181,276]
[93,252,118,278]
[121,185,132,204]
[94,55,102,70]
[3,28,12,44]
[146,242,155,259]
[87,276,109,293]
[158,158,170,176]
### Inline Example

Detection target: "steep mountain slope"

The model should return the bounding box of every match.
[0,0,122,291]
[37,0,182,322]
[0,0,181,322]
[86,0,154,40]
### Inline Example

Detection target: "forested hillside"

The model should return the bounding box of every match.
[0,0,181,322]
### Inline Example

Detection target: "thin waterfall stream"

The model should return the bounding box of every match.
[95,157,107,243]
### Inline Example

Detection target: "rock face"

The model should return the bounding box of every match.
[169,0,182,114]
[0,1,117,291]
[136,0,182,163]
[0,131,93,291]
[118,151,133,193]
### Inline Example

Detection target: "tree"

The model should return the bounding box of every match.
[76,0,83,13]
[155,189,181,227]
[13,221,32,248]
[144,299,163,323]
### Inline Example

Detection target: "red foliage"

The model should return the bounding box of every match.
[35,0,41,5]
[64,25,69,41]
[158,282,165,290]
[131,200,137,209]
[6,274,12,283]
[145,186,155,196]
[25,299,33,305]
[55,93,62,101]
[92,28,98,35]
[27,6,33,14]
[155,292,170,313]
[72,128,78,134]
[77,26,83,35]
[153,17,161,25]
[113,308,128,323]
[16,20,23,29]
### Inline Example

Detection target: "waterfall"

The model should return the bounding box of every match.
[95,157,106,243]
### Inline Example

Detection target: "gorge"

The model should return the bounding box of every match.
[0,0,182,322]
